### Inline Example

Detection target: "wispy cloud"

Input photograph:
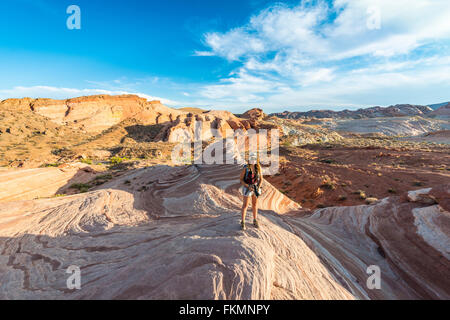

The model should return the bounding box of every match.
[192,51,216,57]
[194,0,450,110]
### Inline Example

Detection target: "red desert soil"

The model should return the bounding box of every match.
[266,143,450,209]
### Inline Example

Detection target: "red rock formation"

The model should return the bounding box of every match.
[0,163,97,202]
[1,95,265,142]
[0,95,186,133]
[242,108,266,121]
[0,165,448,299]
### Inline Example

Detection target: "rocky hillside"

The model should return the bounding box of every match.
[428,101,450,110]
[0,94,449,300]
[0,95,186,133]
[429,103,450,117]
[271,104,434,119]
[318,116,450,137]
[0,164,448,299]
[0,95,267,167]
[0,95,264,141]
[267,116,343,145]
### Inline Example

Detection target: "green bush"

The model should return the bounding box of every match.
[40,163,61,168]
[80,158,93,165]
[94,174,113,181]
[91,174,113,186]
[110,156,129,165]
[321,181,337,190]
[70,183,91,193]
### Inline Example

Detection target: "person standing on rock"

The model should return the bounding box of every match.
[240,153,263,230]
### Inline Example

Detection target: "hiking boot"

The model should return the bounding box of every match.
[240,221,246,231]
[253,219,260,229]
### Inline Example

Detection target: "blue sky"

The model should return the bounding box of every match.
[0,0,449,112]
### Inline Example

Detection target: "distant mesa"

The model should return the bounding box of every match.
[428,101,450,110]
[270,104,437,120]
[428,102,450,117]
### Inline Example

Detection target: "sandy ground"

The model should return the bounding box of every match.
[266,141,450,209]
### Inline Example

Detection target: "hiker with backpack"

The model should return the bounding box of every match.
[239,153,263,230]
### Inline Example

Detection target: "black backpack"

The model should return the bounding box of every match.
[244,164,259,183]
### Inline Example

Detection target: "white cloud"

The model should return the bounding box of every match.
[193,51,215,57]
[0,86,179,106]
[200,69,282,101]
[194,0,450,110]
[263,63,450,110]
[204,29,266,61]
[299,68,335,86]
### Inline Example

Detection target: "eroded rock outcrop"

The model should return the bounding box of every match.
[285,184,450,299]
[242,108,266,121]
[0,164,97,202]
[154,110,264,143]
[1,95,266,143]
[0,165,448,299]
[1,95,186,133]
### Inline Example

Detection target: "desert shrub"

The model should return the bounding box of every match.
[388,188,397,194]
[338,195,347,201]
[41,163,61,168]
[91,174,113,186]
[320,159,338,164]
[51,148,66,155]
[322,181,336,190]
[321,177,337,190]
[80,158,93,165]
[94,174,113,181]
[52,147,76,158]
[70,183,91,193]
[110,156,129,165]
[354,190,367,199]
